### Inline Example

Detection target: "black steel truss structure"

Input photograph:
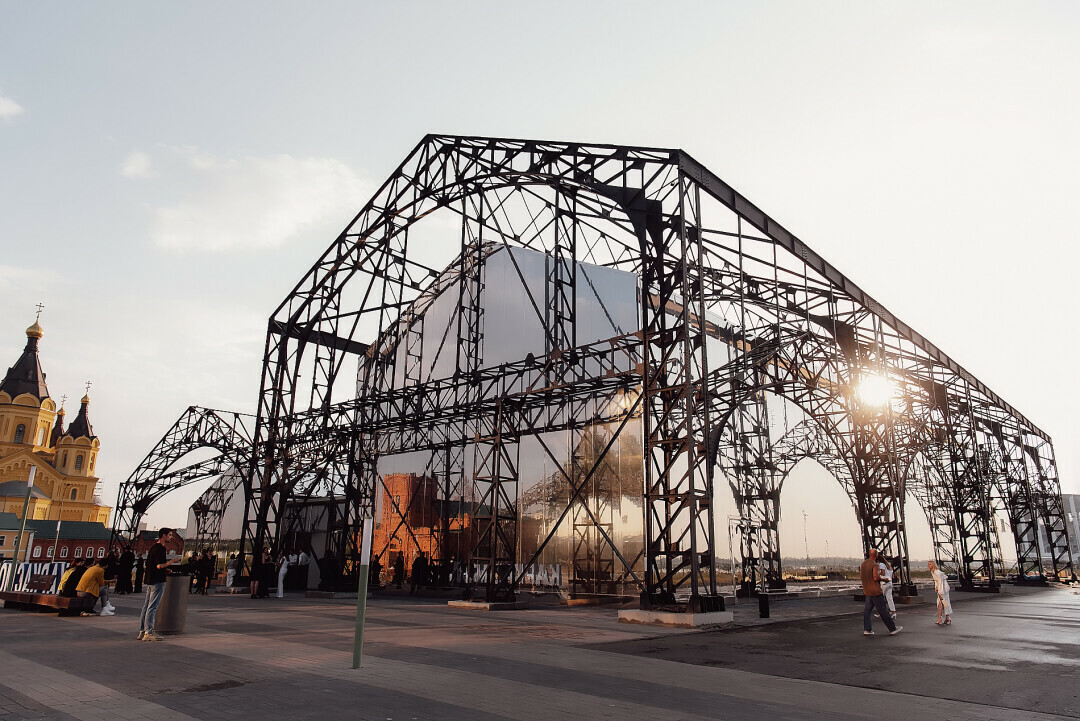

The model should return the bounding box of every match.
[116,135,1074,604]
[112,407,254,550]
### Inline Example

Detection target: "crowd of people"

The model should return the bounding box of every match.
[379,552,475,592]
[178,548,220,595]
[52,533,234,628]
[53,537,959,638]
[248,548,310,598]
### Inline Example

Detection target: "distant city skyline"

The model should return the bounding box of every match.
[2,2,1077,559]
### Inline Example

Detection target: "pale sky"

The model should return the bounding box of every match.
[2,2,1078,558]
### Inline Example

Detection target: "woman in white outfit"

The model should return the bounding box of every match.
[225,554,237,588]
[276,552,289,598]
[928,560,952,625]
[878,558,896,619]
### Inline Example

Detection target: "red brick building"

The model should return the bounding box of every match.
[373,473,480,576]
[0,515,113,563]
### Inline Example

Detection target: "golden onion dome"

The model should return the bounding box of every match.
[26,321,44,339]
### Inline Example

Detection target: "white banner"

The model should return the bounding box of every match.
[0,561,68,593]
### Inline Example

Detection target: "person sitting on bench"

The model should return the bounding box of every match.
[76,559,115,616]
[59,559,88,597]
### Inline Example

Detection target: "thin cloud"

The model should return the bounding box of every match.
[149,148,371,253]
[120,150,156,179]
[0,264,62,292]
[0,92,24,120]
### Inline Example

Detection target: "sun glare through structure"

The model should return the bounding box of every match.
[857,373,895,408]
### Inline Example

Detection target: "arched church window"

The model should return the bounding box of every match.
[37,428,45,445]
[70,488,77,501]
[60,546,69,558]
[14,424,25,443]
[75,455,83,471]
[73,546,81,558]
[62,452,68,466]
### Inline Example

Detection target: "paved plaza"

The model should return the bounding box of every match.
[1,584,1078,720]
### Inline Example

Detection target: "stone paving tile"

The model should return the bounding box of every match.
[0,650,202,721]
[0,682,81,721]
[2,587,1076,721]
[591,586,1080,718]
[154,675,520,721]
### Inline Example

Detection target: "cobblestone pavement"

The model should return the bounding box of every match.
[1,584,1077,720]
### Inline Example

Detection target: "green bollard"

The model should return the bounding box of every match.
[352,517,373,669]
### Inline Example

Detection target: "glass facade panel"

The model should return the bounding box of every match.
[371,247,644,594]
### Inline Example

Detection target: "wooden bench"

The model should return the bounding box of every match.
[0,574,95,615]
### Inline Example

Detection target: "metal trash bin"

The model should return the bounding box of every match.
[156,574,190,634]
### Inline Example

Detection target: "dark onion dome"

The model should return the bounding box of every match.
[64,394,96,440]
[49,406,66,446]
[0,321,51,402]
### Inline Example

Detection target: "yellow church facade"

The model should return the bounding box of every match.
[0,319,110,525]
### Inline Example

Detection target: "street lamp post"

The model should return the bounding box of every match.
[4,465,38,592]
[52,482,74,563]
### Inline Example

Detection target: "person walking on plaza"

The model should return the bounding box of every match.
[77,558,115,616]
[138,527,179,642]
[878,557,896,619]
[861,548,902,636]
[928,560,953,625]
[226,553,238,588]
[275,550,289,598]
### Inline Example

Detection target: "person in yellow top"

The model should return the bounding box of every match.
[58,562,79,591]
[76,558,115,616]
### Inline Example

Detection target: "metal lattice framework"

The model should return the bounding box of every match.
[112,407,254,549]
[226,135,1073,603]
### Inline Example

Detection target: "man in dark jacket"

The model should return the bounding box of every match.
[196,549,215,595]
[116,546,136,594]
[410,552,429,595]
